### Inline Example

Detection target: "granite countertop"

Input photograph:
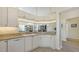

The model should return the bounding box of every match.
[0,32,56,41]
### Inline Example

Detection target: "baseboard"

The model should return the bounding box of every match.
[67,38,79,40]
[30,47,39,52]
[30,47,62,52]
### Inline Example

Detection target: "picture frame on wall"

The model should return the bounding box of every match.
[71,24,77,28]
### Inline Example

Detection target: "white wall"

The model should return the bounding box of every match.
[66,18,79,39]
[61,8,79,19]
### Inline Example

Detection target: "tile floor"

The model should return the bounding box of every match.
[32,47,57,52]
[32,41,79,52]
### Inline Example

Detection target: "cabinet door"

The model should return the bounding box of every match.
[39,35,51,47]
[0,8,2,26]
[18,10,25,18]
[33,36,39,49]
[0,7,7,26]
[8,38,24,52]
[1,7,8,26]
[8,7,18,27]
[50,36,56,49]
[24,37,33,52]
[0,41,7,52]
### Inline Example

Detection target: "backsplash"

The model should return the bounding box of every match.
[0,27,18,34]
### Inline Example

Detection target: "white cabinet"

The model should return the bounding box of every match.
[0,7,18,27]
[39,35,51,47]
[1,8,8,26]
[7,7,18,27]
[39,35,56,49]
[0,7,8,26]
[24,36,33,52]
[18,10,25,18]
[0,40,7,52]
[0,8,2,26]
[8,38,24,52]
[0,35,56,52]
[50,35,56,49]
[32,36,39,49]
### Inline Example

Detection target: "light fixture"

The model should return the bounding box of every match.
[18,18,56,24]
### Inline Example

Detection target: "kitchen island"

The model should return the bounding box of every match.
[0,32,56,52]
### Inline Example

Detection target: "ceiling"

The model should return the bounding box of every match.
[19,7,72,21]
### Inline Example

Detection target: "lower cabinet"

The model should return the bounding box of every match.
[38,35,55,49]
[0,35,56,52]
[8,38,24,52]
[24,36,33,52]
[0,40,7,52]
[32,36,39,49]
[50,35,56,49]
[39,35,51,47]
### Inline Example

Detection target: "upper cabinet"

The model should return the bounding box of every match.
[7,7,18,27]
[0,8,2,26]
[0,7,18,27]
[1,8,8,26]
[18,10,26,18]
[0,7,8,27]
[18,9,34,20]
